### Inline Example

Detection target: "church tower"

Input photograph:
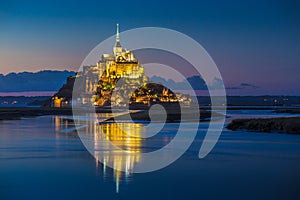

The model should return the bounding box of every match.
[113,24,123,56]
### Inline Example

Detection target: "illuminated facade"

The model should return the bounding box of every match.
[52,96,63,108]
[81,24,147,106]
[52,96,69,108]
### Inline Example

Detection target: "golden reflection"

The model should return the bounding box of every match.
[54,115,144,193]
[94,122,143,193]
[99,123,143,152]
[54,116,61,133]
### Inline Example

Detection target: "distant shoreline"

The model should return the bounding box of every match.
[2,96,300,111]
[0,107,73,120]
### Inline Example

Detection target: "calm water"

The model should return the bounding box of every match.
[1,110,300,200]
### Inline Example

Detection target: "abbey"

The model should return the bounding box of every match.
[82,24,147,106]
[51,24,191,108]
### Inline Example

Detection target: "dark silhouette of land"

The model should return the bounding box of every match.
[0,107,73,120]
[0,106,213,122]
[227,117,300,134]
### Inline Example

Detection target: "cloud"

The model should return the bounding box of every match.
[150,75,208,90]
[208,77,225,90]
[226,83,259,90]
[150,75,230,91]
[226,86,243,90]
[240,83,259,89]
[0,70,75,92]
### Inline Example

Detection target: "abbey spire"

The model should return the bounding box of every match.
[116,23,120,45]
[114,24,122,55]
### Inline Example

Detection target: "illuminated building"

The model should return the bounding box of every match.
[52,96,63,108]
[51,24,192,107]
[82,24,147,106]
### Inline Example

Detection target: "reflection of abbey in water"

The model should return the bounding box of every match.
[93,121,143,193]
[53,116,143,193]
[52,24,192,108]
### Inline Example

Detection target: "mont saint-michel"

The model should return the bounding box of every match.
[51,24,192,108]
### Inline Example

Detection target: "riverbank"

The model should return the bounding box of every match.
[227,117,300,134]
[0,107,214,122]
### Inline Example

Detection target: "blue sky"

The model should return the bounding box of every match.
[0,0,300,95]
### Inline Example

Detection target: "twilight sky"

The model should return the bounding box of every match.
[0,0,300,95]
